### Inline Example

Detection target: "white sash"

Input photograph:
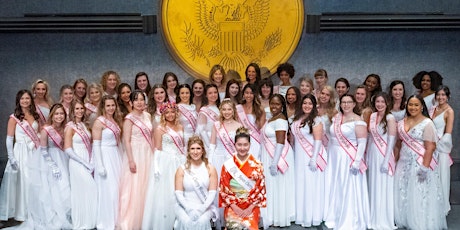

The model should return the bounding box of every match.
[223,158,255,191]
[10,114,40,149]
[182,165,208,203]
[67,122,92,157]
[200,106,219,123]
[85,103,98,113]
[214,122,236,156]
[398,120,437,170]
[292,119,327,171]
[159,126,185,155]
[369,113,395,176]
[125,113,154,150]
[262,121,290,174]
[178,104,197,131]
[97,116,121,145]
[333,113,367,173]
[35,105,47,126]
[44,126,64,151]
[236,105,261,143]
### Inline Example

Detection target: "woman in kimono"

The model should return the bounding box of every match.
[219,127,266,230]
[174,136,218,229]
[394,94,447,229]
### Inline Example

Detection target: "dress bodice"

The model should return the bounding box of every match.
[183,163,210,203]
[162,130,185,155]
[71,122,91,159]
[432,111,446,139]
[263,118,288,143]
[319,114,332,136]
[14,120,39,144]
[391,109,406,122]
[329,119,366,146]
[129,112,153,143]
[178,104,197,133]
[399,118,437,162]
[101,127,118,146]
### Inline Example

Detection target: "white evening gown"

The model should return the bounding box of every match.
[142,131,186,229]
[69,126,97,229]
[95,127,122,229]
[0,121,38,221]
[260,118,295,228]
[178,104,197,146]
[174,163,216,230]
[323,119,369,230]
[432,110,453,215]
[291,118,325,227]
[366,114,396,230]
[391,109,406,122]
[394,119,447,230]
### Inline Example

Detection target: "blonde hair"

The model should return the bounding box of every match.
[85,83,104,104]
[219,99,238,123]
[185,136,209,170]
[100,70,121,91]
[97,95,123,128]
[31,79,53,105]
[320,85,337,122]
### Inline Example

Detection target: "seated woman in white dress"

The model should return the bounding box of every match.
[0,90,41,222]
[291,94,327,227]
[394,94,447,229]
[64,99,97,229]
[365,92,397,230]
[430,86,455,215]
[174,136,218,230]
[142,101,186,230]
[324,94,370,230]
[237,84,265,160]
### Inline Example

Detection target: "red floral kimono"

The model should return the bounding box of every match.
[219,154,266,230]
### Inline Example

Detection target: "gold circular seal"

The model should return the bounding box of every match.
[161,0,304,80]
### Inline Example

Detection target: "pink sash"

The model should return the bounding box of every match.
[369,113,395,176]
[67,122,92,157]
[44,126,64,151]
[125,113,154,151]
[236,105,261,144]
[214,122,236,156]
[97,116,121,145]
[85,103,98,113]
[292,119,327,171]
[200,106,219,123]
[10,114,40,149]
[159,126,186,155]
[35,105,47,126]
[262,120,290,174]
[398,119,438,170]
[333,113,367,173]
[178,104,197,131]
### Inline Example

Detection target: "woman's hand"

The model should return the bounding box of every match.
[129,160,137,173]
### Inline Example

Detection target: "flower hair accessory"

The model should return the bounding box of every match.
[159,101,178,114]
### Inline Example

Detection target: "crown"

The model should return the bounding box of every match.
[159,101,178,114]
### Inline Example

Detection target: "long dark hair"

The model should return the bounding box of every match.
[14,89,40,121]
[117,83,132,118]
[148,84,169,115]
[176,84,193,105]
[202,84,221,107]
[224,79,241,103]
[406,94,430,118]
[388,80,406,110]
[241,84,264,125]
[371,92,391,134]
[134,72,151,96]
[293,94,318,134]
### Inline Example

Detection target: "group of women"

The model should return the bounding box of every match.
[0,65,454,230]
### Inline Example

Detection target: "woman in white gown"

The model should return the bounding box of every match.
[389,80,407,122]
[209,64,227,101]
[177,84,197,146]
[291,94,327,227]
[143,102,186,229]
[64,99,97,229]
[31,79,53,126]
[236,84,265,160]
[394,94,447,230]
[430,86,454,215]
[0,90,41,221]
[84,83,103,128]
[148,84,169,127]
[174,136,218,230]
[365,92,397,230]
[324,94,369,230]
[92,96,123,229]
[412,71,443,111]
[260,94,295,228]
[196,84,221,151]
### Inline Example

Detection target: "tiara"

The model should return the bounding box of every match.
[159,101,178,114]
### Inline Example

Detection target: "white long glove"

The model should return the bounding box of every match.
[350,138,367,175]
[269,143,284,176]
[175,190,192,212]
[380,135,396,174]
[198,190,216,213]
[308,140,322,172]
[40,146,61,180]
[6,136,18,170]
[417,165,430,183]
[93,140,106,177]
[65,147,94,173]
[437,133,453,153]
[153,149,161,181]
